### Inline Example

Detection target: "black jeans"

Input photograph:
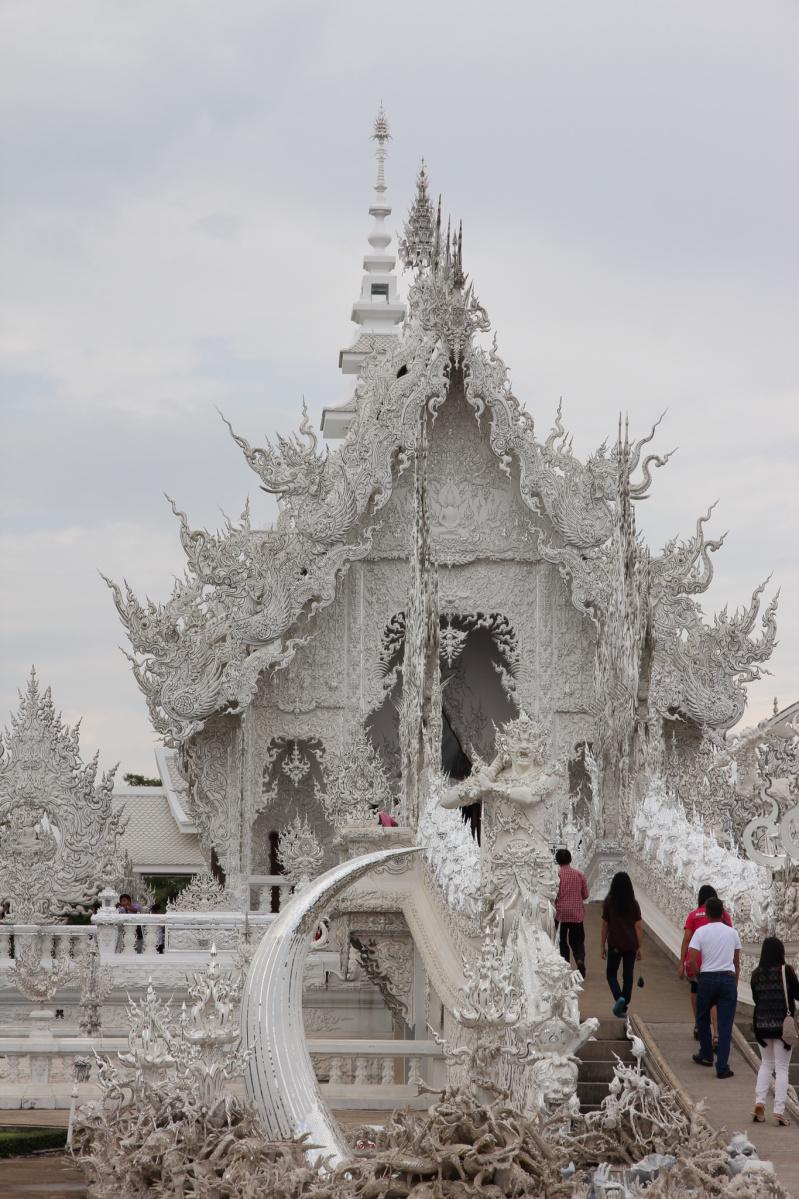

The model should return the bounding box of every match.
[696,971,737,1075]
[607,948,636,1006]
[558,920,586,966]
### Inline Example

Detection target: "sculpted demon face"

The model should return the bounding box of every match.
[496,711,552,771]
[531,1054,579,1107]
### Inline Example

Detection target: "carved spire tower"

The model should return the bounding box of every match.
[338,104,406,375]
[399,160,435,271]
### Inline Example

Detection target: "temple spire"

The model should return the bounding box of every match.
[337,104,405,377]
[399,159,435,271]
[372,102,389,192]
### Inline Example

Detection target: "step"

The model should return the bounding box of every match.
[577,1039,633,1063]
[577,1060,619,1084]
[575,1022,635,1112]
[578,1080,613,1108]
[593,1018,629,1039]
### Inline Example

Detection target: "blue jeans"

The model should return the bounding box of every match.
[697,971,737,1074]
[607,948,636,1007]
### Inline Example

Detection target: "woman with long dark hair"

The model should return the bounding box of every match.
[600,872,643,1017]
[751,937,799,1125]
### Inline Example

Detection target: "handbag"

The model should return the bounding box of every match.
[780,966,799,1046]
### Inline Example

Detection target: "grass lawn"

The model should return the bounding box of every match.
[0,1126,68,1157]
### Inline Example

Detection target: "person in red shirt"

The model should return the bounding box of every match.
[678,884,731,1042]
[554,848,589,978]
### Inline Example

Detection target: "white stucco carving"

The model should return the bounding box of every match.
[276,813,324,891]
[418,773,481,913]
[107,187,776,755]
[315,726,395,829]
[166,869,233,912]
[631,776,771,944]
[0,670,125,923]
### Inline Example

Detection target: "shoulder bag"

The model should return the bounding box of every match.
[781,966,799,1046]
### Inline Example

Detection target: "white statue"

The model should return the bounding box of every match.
[439,713,596,1114]
[441,711,565,878]
[440,712,566,985]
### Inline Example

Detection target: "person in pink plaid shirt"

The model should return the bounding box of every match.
[555,848,588,977]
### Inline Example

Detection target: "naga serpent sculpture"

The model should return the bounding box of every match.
[241,846,420,1167]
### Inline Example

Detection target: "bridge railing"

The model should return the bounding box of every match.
[0,912,282,965]
[309,1037,443,1091]
[0,924,94,963]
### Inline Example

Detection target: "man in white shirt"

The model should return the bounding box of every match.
[686,896,741,1078]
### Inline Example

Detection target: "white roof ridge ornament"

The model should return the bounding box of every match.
[398,159,436,273]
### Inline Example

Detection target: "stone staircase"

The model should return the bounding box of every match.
[576,1018,632,1112]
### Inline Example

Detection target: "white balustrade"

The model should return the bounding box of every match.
[0,1034,127,1094]
[308,1038,442,1092]
[0,924,93,968]
[121,921,138,956]
[328,1056,344,1085]
[249,874,294,914]
[90,911,275,958]
[0,910,282,978]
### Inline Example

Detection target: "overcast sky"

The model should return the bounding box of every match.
[1,1,797,780]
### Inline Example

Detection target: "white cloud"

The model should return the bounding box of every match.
[0,524,183,776]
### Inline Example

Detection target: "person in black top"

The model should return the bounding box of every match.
[600,872,643,1017]
[751,936,799,1125]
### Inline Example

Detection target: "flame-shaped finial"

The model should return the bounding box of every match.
[371,103,390,192]
[372,101,390,144]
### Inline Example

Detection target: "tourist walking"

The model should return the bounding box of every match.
[554,848,589,977]
[678,885,732,1044]
[600,872,643,1017]
[686,896,741,1078]
[751,937,799,1125]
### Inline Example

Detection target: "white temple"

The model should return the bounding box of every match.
[1,108,798,1195]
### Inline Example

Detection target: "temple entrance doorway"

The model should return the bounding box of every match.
[368,612,518,834]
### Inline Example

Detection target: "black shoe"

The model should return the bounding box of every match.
[716,1069,734,1079]
[692,1054,714,1067]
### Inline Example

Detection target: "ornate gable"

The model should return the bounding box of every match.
[108,200,777,745]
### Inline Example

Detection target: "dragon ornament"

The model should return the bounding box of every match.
[651,577,779,732]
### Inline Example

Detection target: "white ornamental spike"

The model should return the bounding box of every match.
[241,846,419,1168]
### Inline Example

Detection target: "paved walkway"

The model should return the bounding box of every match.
[0,1112,69,1128]
[578,902,798,1196]
[578,900,693,1023]
[0,1154,84,1198]
[649,1021,799,1194]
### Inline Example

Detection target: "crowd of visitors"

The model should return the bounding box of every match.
[554,854,799,1127]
